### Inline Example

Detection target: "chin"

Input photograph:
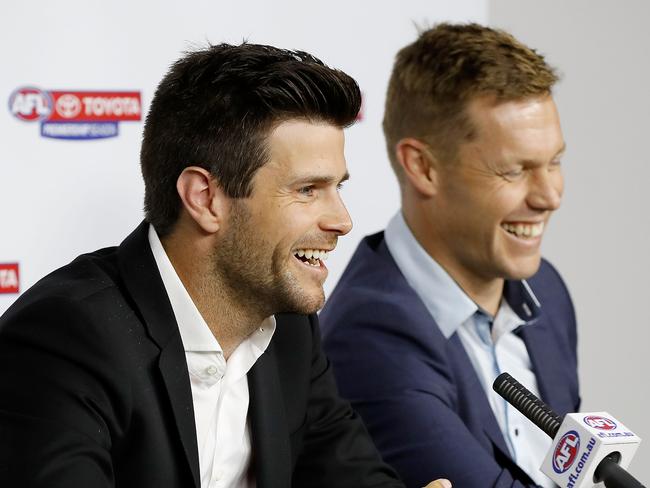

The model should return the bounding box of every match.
[277,301,323,316]
[296,292,325,315]
[275,286,325,315]
[505,255,543,280]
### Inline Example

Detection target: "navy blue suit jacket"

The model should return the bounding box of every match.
[321,232,580,488]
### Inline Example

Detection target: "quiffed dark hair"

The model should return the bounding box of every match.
[141,42,361,236]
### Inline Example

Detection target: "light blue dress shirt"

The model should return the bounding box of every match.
[384,211,554,488]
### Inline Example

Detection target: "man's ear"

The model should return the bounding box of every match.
[394,138,439,197]
[176,166,228,234]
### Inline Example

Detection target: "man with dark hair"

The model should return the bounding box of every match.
[0,43,450,488]
[321,23,578,487]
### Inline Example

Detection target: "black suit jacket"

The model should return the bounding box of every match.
[0,222,402,488]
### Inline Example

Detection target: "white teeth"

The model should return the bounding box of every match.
[502,222,544,238]
[294,248,331,263]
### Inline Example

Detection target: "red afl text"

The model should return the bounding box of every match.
[0,263,19,294]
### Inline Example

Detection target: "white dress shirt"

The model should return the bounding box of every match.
[385,212,554,488]
[148,225,276,488]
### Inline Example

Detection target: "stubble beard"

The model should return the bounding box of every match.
[211,201,324,318]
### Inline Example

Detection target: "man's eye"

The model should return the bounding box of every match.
[298,186,315,196]
[500,168,524,181]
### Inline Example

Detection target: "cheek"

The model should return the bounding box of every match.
[272,210,314,247]
[468,193,512,227]
[251,203,285,232]
[493,184,531,216]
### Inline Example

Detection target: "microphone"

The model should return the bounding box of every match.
[493,372,644,488]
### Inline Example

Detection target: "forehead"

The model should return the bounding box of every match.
[263,119,347,178]
[464,94,564,159]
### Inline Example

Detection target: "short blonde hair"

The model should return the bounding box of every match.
[383,23,558,180]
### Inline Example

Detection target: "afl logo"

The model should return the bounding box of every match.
[584,415,617,430]
[552,431,581,474]
[8,87,52,121]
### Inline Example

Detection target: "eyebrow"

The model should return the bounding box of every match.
[554,142,567,158]
[288,171,350,186]
[518,143,567,166]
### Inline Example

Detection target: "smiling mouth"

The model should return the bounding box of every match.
[501,222,544,239]
[294,248,330,267]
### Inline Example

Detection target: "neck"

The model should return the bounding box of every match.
[453,274,503,317]
[402,201,504,317]
[161,233,264,360]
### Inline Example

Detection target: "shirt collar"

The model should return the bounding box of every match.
[490,298,526,342]
[384,211,542,339]
[503,278,542,323]
[147,224,276,355]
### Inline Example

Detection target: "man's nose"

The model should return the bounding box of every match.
[527,168,563,211]
[320,192,353,236]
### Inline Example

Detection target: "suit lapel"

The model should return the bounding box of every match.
[117,222,200,488]
[157,336,201,488]
[248,343,292,488]
[519,321,561,410]
[447,335,512,458]
[377,240,515,464]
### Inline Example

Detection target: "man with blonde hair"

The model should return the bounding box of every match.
[322,23,578,487]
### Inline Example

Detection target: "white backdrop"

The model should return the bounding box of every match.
[3,0,647,482]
